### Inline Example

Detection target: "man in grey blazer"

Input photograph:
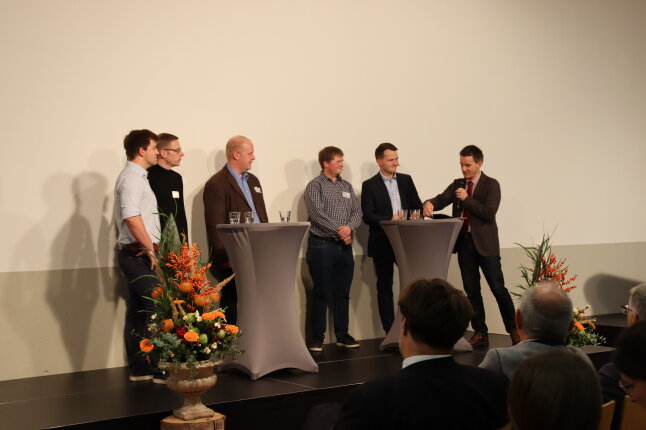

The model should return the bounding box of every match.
[423,145,518,347]
[204,135,268,324]
[479,281,592,380]
[361,143,422,333]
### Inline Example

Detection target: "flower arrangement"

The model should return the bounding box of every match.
[139,218,242,368]
[515,232,605,347]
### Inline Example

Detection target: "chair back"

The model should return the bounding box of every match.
[598,400,615,430]
[620,395,646,430]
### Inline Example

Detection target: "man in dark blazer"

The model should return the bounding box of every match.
[361,143,422,333]
[334,278,509,430]
[203,135,268,324]
[423,145,518,347]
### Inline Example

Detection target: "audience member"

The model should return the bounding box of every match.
[598,283,646,426]
[614,320,646,410]
[508,349,601,430]
[480,280,592,379]
[334,278,509,430]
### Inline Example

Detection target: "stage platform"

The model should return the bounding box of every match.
[0,334,614,430]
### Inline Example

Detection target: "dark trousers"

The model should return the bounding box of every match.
[118,248,159,376]
[455,234,516,334]
[373,255,396,332]
[306,236,354,340]
[210,265,237,325]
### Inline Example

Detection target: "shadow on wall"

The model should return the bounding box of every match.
[583,274,644,315]
[188,148,223,256]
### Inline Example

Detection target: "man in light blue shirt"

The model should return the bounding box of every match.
[114,129,166,384]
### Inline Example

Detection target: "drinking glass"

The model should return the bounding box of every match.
[280,210,291,222]
[397,209,409,220]
[229,211,241,224]
[243,211,254,224]
[410,209,421,220]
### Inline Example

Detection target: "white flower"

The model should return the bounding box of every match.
[196,317,203,322]
[195,310,200,317]
[183,315,188,321]
[211,343,219,349]
[151,314,157,320]
[203,347,211,354]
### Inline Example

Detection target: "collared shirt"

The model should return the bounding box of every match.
[381,173,402,214]
[304,172,362,238]
[402,354,451,369]
[226,163,260,223]
[115,161,160,245]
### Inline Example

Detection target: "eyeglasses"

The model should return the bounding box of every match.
[619,379,635,394]
[621,304,633,315]
[163,147,183,153]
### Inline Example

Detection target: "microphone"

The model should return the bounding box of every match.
[455,178,467,213]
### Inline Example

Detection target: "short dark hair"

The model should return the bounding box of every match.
[318,146,344,169]
[375,142,398,159]
[459,145,483,163]
[123,129,158,160]
[398,278,472,349]
[157,133,179,150]
[509,350,601,430]
[614,320,646,380]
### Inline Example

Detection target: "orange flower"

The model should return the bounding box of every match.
[225,325,239,335]
[151,286,164,299]
[575,322,584,331]
[179,280,194,293]
[209,291,220,303]
[184,331,199,342]
[161,319,174,332]
[202,312,215,320]
[213,311,225,320]
[194,295,209,307]
[140,339,154,352]
[173,300,185,304]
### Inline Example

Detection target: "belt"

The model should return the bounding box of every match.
[119,242,160,252]
[310,234,342,243]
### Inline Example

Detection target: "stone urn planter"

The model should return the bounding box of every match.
[159,360,221,420]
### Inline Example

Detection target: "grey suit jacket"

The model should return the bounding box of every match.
[428,172,501,256]
[479,340,594,380]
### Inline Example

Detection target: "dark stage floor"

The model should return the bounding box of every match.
[0,334,614,430]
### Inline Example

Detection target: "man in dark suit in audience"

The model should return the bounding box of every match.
[423,145,519,347]
[203,135,268,324]
[361,143,422,333]
[479,280,593,380]
[334,278,509,430]
[598,283,646,428]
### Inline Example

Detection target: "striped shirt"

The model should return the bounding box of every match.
[304,172,362,238]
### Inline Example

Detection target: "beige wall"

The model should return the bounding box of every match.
[1,1,645,380]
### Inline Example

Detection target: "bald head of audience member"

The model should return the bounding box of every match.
[398,278,473,357]
[226,135,255,175]
[516,281,573,341]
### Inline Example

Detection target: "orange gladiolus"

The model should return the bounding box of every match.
[140,339,154,352]
[225,325,239,334]
[151,286,164,299]
[161,319,174,332]
[202,312,215,320]
[184,331,199,342]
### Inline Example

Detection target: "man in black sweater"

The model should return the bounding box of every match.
[147,133,189,240]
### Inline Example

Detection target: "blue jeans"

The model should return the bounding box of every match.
[306,236,354,339]
[456,234,516,334]
[118,248,159,376]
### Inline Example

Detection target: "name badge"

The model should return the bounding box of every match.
[254,186,262,193]
[342,191,351,198]
[172,191,180,199]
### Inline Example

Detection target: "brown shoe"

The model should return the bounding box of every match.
[509,329,521,345]
[469,332,489,347]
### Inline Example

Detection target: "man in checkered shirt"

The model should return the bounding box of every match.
[304,146,363,352]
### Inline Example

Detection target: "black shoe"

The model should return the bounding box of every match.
[152,372,167,385]
[469,332,489,348]
[308,337,324,352]
[336,334,359,348]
